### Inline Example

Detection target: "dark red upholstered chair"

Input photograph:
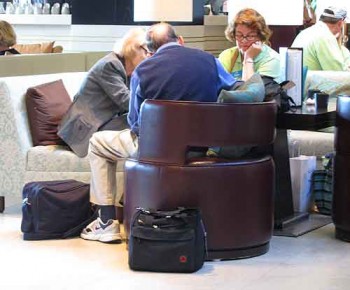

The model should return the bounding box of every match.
[333,96,350,242]
[124,99,277,260]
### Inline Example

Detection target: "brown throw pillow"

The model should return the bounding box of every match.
[26,79,72,146]
[13,41,55,54]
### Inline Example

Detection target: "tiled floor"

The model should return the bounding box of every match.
[1,198,350,290]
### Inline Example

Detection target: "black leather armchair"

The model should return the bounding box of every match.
[124,99,277,260]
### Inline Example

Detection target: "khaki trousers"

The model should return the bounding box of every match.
[88,129,138,207]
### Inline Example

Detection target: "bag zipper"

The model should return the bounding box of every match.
[39,182,87,194]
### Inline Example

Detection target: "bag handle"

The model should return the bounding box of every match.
[138,207,187,218]
[135,207,197,228]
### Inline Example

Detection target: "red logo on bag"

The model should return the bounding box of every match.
[179,255,187,263]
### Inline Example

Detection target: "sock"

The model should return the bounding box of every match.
[99,205,116,223]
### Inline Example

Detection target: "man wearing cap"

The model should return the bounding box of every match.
[292,6,350,71]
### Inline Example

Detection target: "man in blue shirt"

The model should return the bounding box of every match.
[81,22,236,243]
[128,23,236,135]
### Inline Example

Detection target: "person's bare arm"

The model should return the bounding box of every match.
[242,41,262,81]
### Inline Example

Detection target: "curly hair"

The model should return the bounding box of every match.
[0,20,17,48]
[225,8,272,45]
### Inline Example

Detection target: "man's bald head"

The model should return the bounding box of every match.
[146,23,179,53]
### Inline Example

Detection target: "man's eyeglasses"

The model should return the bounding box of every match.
[234,33,258,42]
[140,45,152,55]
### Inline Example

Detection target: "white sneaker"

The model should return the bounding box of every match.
[80,217,122,243]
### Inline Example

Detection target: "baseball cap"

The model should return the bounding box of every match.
[321,6,347,20]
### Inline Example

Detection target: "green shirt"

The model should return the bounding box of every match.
[292,21,350,71]
[218,44,281,81]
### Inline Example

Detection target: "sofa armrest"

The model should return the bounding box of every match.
[0,72,87,198]
[0,81,31,198]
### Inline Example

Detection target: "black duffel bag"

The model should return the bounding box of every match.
[128,207,207,273]
[21,180,97,240]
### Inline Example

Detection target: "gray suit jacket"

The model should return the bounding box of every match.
[57,52,130,157]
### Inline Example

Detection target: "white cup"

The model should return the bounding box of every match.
[24,3,34,14]
[42,3,50,14]
[15,4,24,14]
[33,2,42,14]
[5,2,15,14]
[51,3,60,14]
[0,2,6,14]
[61,3,70,14]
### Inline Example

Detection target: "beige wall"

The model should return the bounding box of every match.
[11,16,230,56]
[2,15,231,78]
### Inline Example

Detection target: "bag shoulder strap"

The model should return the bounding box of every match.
[228,48,239,73]
[62,206,99,239]
[23,208,97,240]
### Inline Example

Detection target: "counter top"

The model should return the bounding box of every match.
[0,14,71,25]
[204,15,228,26]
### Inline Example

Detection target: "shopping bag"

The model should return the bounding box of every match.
[289,155,317,212]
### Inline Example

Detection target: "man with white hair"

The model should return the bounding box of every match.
[292,6,350,71]
[58,28,149,158]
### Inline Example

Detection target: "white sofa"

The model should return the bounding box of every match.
[0,72,124,200]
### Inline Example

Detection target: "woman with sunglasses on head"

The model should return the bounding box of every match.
[219,8,280,81]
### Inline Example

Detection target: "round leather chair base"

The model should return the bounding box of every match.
[335,228,350,242]
[206,242,270,261]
